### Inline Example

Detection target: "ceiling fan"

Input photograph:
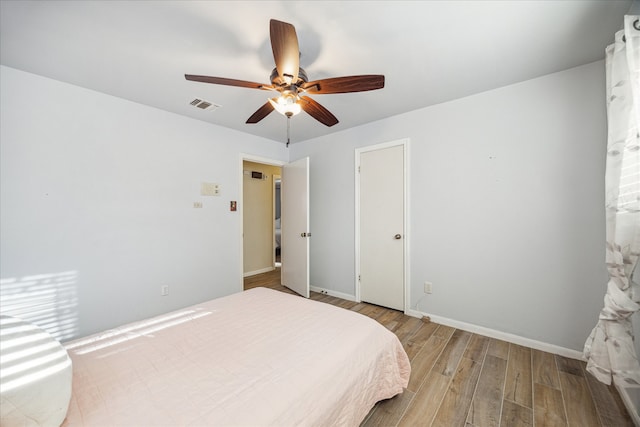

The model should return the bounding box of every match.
[185,19,385,137]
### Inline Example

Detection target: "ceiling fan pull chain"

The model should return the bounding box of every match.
[286,115,291,147]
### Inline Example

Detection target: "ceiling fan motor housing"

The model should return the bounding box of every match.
[270,67,308,88]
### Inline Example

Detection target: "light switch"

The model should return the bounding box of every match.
[201,182,220,196]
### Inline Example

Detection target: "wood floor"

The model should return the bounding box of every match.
[244,269,633,427]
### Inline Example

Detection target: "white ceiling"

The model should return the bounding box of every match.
[0,0,634,144]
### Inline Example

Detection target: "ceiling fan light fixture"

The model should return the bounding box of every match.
[269,93,301,117]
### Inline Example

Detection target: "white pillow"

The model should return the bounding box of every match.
[0,315,72,426]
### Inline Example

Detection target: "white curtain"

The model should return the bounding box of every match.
[584,15,640,387]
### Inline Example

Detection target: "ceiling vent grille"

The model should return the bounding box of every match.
[189,98,221,111]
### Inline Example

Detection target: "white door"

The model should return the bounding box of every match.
[359,144,405,310]
[281,157,310,298]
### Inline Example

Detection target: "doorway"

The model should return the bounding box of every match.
[239,154,311,299]
[355,139,409,312]
[274,175,281,267]
[242,159,282,279]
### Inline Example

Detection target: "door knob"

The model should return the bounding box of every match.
[394,234,402,239]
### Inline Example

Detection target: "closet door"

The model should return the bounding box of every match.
[358,143,405,311]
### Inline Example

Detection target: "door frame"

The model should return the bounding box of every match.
[238,154,286,292]
[354,138,410,313]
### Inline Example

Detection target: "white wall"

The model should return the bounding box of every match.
[291,61,608,352]
[0,65,288,340]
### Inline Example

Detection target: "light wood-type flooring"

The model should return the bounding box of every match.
[244,268,633,427]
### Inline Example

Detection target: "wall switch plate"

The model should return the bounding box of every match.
[193,201,203,208]
[424,281,433,294]
[161,285,169,296]
[201,182,220,196]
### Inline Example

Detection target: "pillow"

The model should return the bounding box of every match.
[0,315,72,426]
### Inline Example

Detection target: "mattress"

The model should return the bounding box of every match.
[62,287,410,426]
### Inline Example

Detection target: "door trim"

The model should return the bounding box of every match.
[354,139,410,313]
[239,154,286,293]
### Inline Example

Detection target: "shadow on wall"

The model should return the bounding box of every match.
[0,271,79,341]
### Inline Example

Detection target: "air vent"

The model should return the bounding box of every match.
[189,98,221,111]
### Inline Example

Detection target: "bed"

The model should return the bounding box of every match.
[57,287,410,426]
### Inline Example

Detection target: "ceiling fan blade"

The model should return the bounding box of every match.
[299,96,338,127]
[246,101,275,124]
[270,19,299,84]
[302,75,385,94]
[185,74,273,90]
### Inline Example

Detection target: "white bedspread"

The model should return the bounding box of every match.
[62,287,410,426]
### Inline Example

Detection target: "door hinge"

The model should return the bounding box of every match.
[358,166,360,173]
[358,275,361,282]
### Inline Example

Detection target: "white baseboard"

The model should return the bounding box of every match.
[243,267,275,278]
[310,286,357,302]
[405,308,584,361]
[616,385,640,426]
[306,294,584,361]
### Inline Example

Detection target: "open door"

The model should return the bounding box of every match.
[281,157,310,298]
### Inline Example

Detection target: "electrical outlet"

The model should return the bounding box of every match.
[161,285,169,296]
[424,281,433,294]
[193,202,203,208]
